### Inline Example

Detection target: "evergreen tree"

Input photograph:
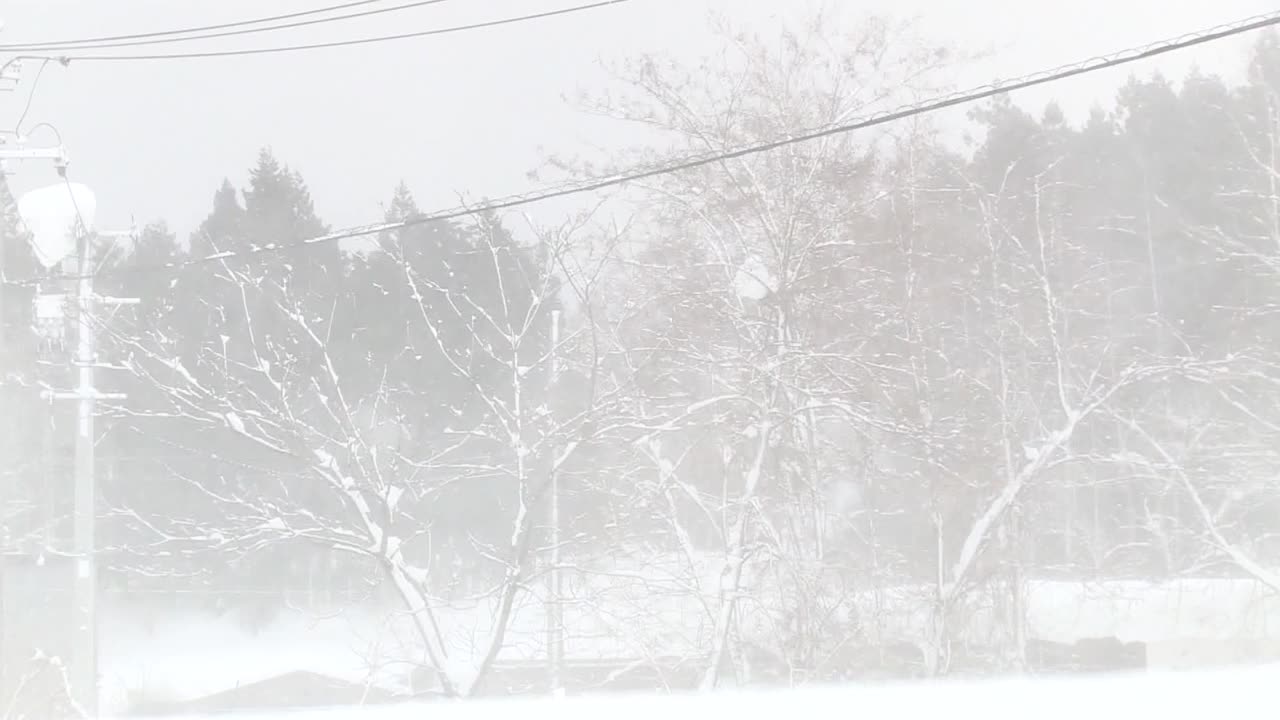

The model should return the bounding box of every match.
[0,176,39,372]
[0,176,43,552]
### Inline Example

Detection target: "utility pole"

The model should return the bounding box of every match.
[546,308,564,697]
[5,33,128,717]
[41,228,134,718]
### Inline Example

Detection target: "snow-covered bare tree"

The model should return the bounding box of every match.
[1115,35,1280,590]
[557,10,961,687]
[105,171,608,696]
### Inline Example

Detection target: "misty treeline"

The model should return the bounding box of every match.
[3,18,1279,694]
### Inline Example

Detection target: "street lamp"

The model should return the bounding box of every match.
[17,182,96,271]
[18,182,94,360]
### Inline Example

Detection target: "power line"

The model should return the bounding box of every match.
[49,0,632,62]
[0,0,457,54]
[5,8,1279,289]
[12,58,51,136]
[0,0,388,50]
[0,55,67,85]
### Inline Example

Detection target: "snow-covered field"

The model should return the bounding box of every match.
[126,662,1280,720]
[1025,578,1280,644]
[96,576,1280,715]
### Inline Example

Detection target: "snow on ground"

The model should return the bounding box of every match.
[560,554,1280,648]
[823,578,1280,647]
[98,605,428,714]
[97,574,1280,714]
[1026,578,1280,643]
[121,662,1280,720]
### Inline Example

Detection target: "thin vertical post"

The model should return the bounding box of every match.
[72,239,96,717]
[547,309,563,695]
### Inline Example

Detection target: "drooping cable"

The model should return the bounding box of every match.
[0,0,458,53]
[5,8,1278,288]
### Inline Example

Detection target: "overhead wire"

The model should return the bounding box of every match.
[1,55,72,135]
[0,55,67,83]
[4,7,1279,289]
[0,0,389,50]
[13,58,51,136]
[0,0,459,53]
[18,122,63,146]
[41,0,633,62]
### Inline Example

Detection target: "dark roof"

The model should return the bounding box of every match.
[128,670,407,717]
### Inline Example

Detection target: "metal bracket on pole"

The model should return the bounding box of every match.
[0,141,71,177]
[70,361,129,372]
[93,296,140,307]
[40,390,128,402]
[0,145,70,164]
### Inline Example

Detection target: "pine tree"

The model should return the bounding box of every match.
[0,176,39,367]
[0,177,44,555]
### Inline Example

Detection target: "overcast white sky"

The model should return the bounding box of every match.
[1,0,1275,239]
